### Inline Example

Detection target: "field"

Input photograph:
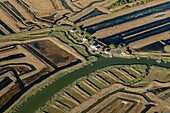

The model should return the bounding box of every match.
[0,43,53,109]
[29,40,77,67]
[0,35,86,111]
[1,0,170,112]
[0,0,68,35]
[22,0,61,17]
[1,0,169,54]
[39,64,170,113]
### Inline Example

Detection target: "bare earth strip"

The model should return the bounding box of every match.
[65,0,80,12]
[0,6,20,32]
[22,0,57,17]
[93,10,170,39]
[69,7,99,22]
[128,31,170,49]
[0,25,10,34]
[0,72,16,96]
[88,92,147,113]
[55,0,65,10]
[69,1,110,22]
[70,0,110,22]
[7,0,33,19]
[80,0,167,27]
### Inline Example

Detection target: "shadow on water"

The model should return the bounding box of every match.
[0,29,5,35]
[0,2,22,22]
[60,0,74,12]
[0,20,15,34]
[100,17,170,45]
[125,24,170,44]
[4,1,26,21]
[75,8,107,24]
[0,54,25,62]
[137,41,165,52]
[85,2,170,34]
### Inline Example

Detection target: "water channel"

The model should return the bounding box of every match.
[16,56,170,113]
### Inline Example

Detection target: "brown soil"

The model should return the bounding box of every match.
[22,0,58,17]
[1,0,35,21]
[30,39,77,67]
[164,45,170,53]
[0,84,21,109]
[0,65,31,75]
[0,44,50,80]
[88,91,147,113]
[22,67,51,86]
[0,6,20,33]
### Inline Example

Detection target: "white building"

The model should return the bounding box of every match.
[90,45,98,51]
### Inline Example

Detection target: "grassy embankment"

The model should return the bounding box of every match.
[103,0,154,13]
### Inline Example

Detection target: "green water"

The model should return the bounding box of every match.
[16,56,170,113]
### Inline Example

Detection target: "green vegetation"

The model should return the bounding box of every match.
[77,81,96,95]
[132,81,149,87]
[83,31,91,37]
[98,72,117,84]
[55,94,77,108]
[88,77,105,89]
[87,56,98,62]
[110,69,132,83]
[51,29,92,59]
[105,0,154,13]
[107,0,154,9]
[66,88,86,103]
[123,67,142,78]
[109,44,115,49]
[72,44,89,57]
[142,66,170,83]
[90,37,95,41]
[41,105,64,113]
[0,27,63,42]
[38,62,170,113]
[51,31,71,44]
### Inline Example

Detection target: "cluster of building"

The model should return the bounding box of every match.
[70,27,132,58]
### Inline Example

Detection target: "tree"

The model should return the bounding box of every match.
[109,44,115,49]
[90,37,95,41]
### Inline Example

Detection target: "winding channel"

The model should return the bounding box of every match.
[16,56,170,113]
